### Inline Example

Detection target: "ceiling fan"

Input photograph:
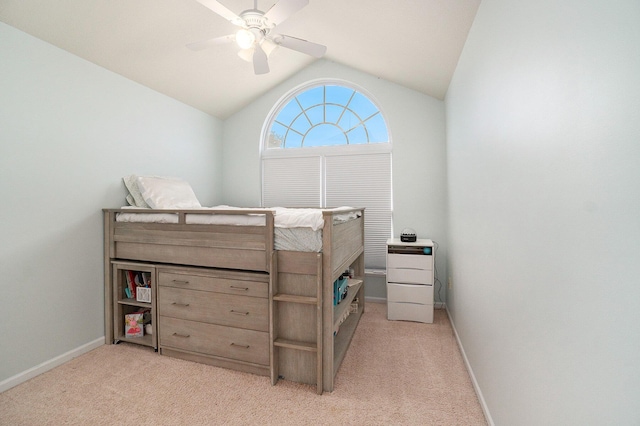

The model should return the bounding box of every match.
[188,0,327,75]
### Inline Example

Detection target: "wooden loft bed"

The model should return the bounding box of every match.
[103,207,365,394]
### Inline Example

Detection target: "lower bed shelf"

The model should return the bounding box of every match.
[273,338,318,352]
[333,305,363,377]
[115,334,154,348]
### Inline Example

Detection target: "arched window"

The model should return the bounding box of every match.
[267,84,389,148]
[261,80,392,268]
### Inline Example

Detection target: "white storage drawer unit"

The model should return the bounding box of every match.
[386,238,434,323]
[387,301,432,324]
[387,283,433,305]
[387,253,433,271]
[386,256,433,285]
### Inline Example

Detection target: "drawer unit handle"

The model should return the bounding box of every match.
[229,286,249,291]
[230,310,249,316]
[172,280,190,285]
[171,302,190,307]
[172,333,190,338]
[230,343,250,349]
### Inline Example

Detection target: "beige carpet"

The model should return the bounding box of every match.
[0,303,486,425]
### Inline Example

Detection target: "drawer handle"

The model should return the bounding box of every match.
[230,343,250,349]
[171,302,190,307]
[172,280,190,285]
[230,310,249,316]
[172,333,190,338]
[229,286,249,291]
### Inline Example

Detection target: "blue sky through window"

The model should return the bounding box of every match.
[270,84,388,148]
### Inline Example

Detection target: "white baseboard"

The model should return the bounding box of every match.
[0,337,105,393]
[445,307,495,426]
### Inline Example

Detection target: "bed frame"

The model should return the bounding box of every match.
[103,207,365,393]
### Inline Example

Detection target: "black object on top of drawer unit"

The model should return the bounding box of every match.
[400,228,417,242]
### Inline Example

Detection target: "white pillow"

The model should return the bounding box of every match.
[136,176,201,209]
[123,175,150,208]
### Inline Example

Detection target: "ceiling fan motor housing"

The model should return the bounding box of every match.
[241,11,271,30]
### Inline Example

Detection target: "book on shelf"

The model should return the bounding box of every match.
[123,270,152,299]
[141,272,151,286]
[125,270,137,299]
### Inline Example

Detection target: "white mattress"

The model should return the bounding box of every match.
[115,206,360,252]
[274,227,323,252]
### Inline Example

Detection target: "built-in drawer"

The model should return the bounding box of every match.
[387,283,433,305]
[158,286,268,332]
[387,301,434,324]
[387,267,433,285]
[387,253,433,271]
[158,270,268,298]
[159,316,269,366]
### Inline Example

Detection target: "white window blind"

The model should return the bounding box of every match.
[325,153,391,268]
[262,156,321,207]
[262,151,391,269]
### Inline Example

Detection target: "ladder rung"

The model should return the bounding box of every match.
[273,293,318,304]
[274,338,318,352]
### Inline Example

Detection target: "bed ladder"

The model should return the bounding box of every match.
[270,252,323,394]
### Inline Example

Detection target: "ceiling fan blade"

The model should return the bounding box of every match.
[273,34,326,58]
[196,0,244,25]
[237,47,254,62]
[253,44,270,75]
[264,0,309,27]
[187,34,235,51]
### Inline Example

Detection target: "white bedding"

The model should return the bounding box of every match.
[115,206,359,228]
[115,206,268,226]
[274,227,323,252]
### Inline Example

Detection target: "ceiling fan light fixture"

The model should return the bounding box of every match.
[235,29,255,49]
[261,38,278,57]
[237,47,254,62]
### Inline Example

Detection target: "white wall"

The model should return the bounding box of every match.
[446,0,640,424]
[222,59,447,300]
[0,22,223,385]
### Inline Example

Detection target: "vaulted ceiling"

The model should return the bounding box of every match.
[0,0,480,119]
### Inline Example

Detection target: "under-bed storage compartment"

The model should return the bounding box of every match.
[158,286,268,331]
[157,266,271,376]
[104,207,366,393]
[160,317,269,365]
